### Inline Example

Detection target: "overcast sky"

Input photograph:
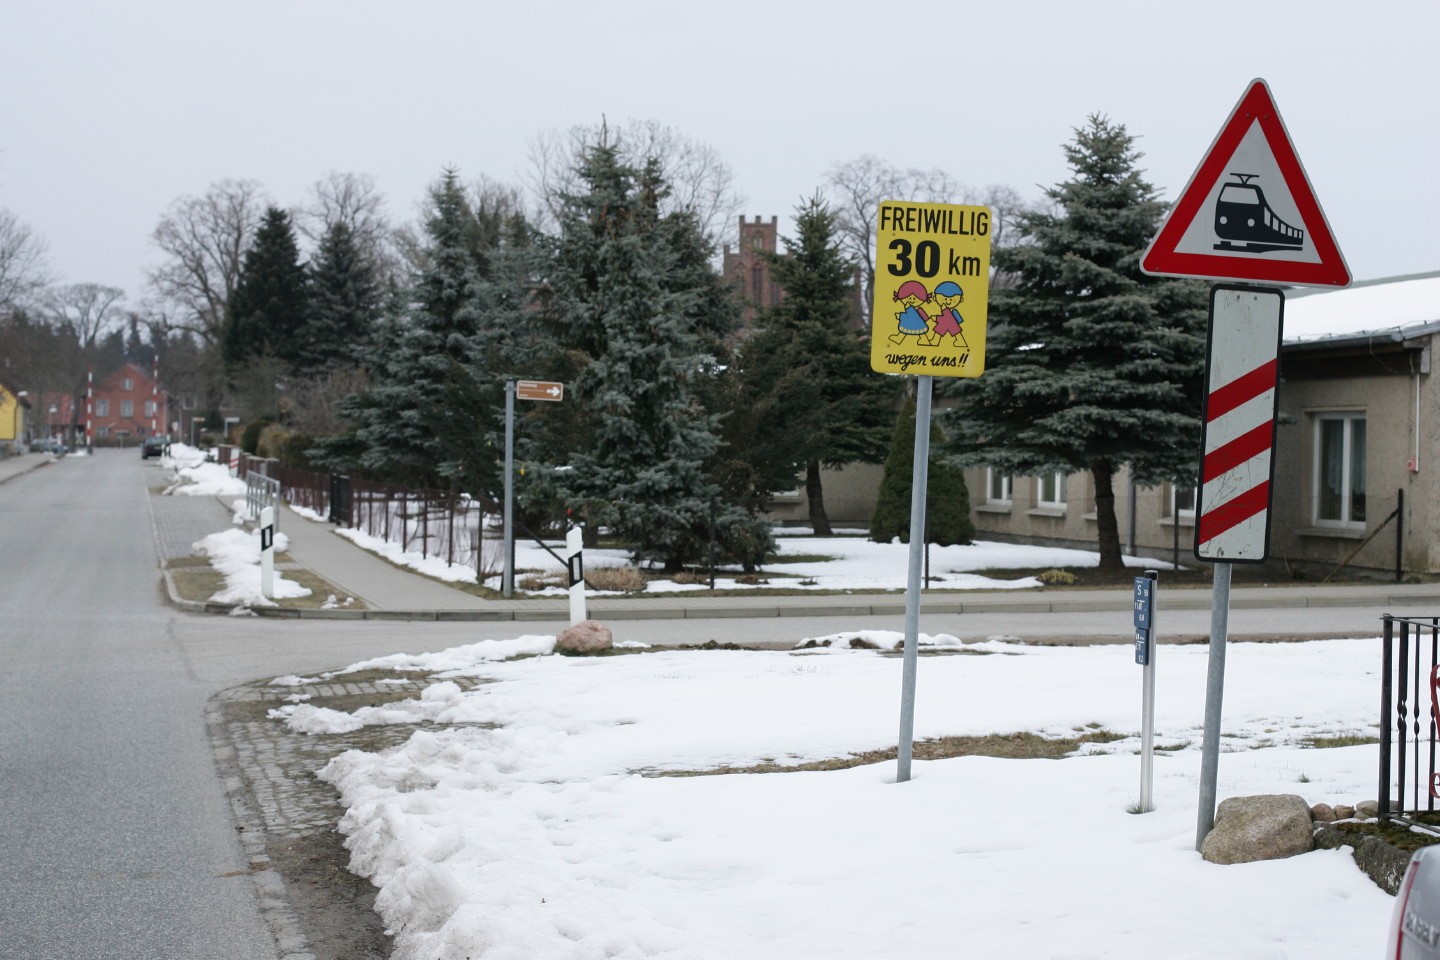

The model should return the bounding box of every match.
[2,0,1435,306]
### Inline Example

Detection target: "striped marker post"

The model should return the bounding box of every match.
[1195,285,1284,562]
[1194,283,1284,850]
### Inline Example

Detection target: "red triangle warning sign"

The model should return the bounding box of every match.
[1142,79,1350,287]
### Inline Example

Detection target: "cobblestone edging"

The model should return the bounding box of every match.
[207,674,442,960]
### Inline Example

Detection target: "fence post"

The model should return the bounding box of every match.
[1381,615,1394,818]
[1397,488,1405,584]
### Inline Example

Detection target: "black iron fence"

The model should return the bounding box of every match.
[1379,614,1440,821]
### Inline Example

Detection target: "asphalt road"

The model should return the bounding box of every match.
[0,451,276,960]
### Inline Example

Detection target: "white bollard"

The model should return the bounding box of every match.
[259,506,275,600]
[566,525,586,625]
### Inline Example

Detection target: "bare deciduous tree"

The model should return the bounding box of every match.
[296,170,400,284]
[0,208,52,309]
[45,283,126,348]
[525,119,744,247]
[148,178,269,344]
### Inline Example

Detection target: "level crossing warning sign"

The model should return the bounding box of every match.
[1194,284,1284,563]
[870,202,991,377]
[1142,79,1350,288]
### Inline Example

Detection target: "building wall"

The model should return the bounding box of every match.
[89,362,171,442]
[764,462,885,529]
[721,215,782,326]
[1273,337,1434,575]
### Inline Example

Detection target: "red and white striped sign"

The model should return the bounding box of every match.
[1195,285,1284,563]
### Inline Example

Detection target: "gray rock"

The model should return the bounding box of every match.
[1201,794,1315,864]
[556,620,613,655]
[1311,802,1337,822]
[1356,800,1381,819]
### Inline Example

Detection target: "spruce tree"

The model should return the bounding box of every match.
[869,398,974,545]
[737,194,896,534]
[532,140,761,571]
[940,115,1208,568]
[223,206,308,375]
[301,220,379,374]
[320,169,488,486]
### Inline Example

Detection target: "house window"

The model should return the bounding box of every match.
[1315,413,1366,525]
[120,401,133,418]
[95,400,109,417]
[121,378,133,391]
[144,400,156,417]
[1037,472,1067,508]
[986,469,1012,504]
[1171,484,1197,519]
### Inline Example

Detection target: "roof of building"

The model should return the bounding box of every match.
[1283,270,1440,347]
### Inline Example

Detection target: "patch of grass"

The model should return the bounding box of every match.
[1324,818,1440,854]
[586,566,648,593]
[1037,568,1078,586]
[1302,734,1381,749]
[1298,772,1311,783]
[642,730,1124,778]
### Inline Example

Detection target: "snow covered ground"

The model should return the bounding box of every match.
[332,524,1178,594]
[274,632,1396,960]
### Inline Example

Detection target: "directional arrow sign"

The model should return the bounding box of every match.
[516,380,564,401]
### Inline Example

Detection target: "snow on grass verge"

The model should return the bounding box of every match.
[303,634,1391,960]
[192,527,311,606]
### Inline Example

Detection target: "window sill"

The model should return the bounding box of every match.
[1027,507,1067,519]
[976,503,1012,514]
[1297,525,1367,540]
[1160,516,1196,528]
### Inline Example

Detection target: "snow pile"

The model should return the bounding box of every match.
[157,441,209,470]
[307,635,1392,959]
[164,458,247,497]
[336,525,481,584]
[192,527,311,606]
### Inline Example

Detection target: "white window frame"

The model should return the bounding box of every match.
[121,378,133,391]
[120,400,133,418]
[986,468,1012,505]
[1171,483,1197,520]
[1036,471,1067,509]
[1312,411,1366,528]
[95,399,109,417]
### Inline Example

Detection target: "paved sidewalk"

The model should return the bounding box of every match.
[132,456,1440,630]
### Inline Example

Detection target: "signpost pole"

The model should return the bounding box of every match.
[896,374,933,784]
[503,381,515,599]
[1196,560,1232,849]
[1138,569,1158,813]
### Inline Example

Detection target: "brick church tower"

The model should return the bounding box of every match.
[721,215,782,326]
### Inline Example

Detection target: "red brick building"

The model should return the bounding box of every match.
[42,362,173,445]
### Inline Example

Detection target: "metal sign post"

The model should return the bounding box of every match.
[896,375,933,783]
[503,381,516,598]
[1134,570,1158,813]
[868,200,992,786]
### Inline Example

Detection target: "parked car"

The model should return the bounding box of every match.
[1389,844,1440,958]
[141,435,168,459]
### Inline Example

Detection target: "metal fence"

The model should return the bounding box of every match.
[1379,614,1440,822]
[245,473,280,528]
[345,478,501,578]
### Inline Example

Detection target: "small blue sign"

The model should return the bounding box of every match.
[1135,628,1151,666]
[1133,576,1153,629]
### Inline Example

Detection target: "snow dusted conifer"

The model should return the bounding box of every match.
[941,115,1207,569]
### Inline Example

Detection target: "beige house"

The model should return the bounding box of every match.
[772,272,1440,578]
[960,271,1440,576]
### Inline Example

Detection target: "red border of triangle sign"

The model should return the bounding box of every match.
[1142,79,1349,287]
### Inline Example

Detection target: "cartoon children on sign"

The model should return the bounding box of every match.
[887,280,932,345]
[928,281,967,348]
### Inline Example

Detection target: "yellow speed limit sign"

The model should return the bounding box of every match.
[869,201,991,377]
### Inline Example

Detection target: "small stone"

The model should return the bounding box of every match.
[556,620,613,655]
[1335,804,1355,819]
[1356,800,1381,819]
[1311,802,1337,822]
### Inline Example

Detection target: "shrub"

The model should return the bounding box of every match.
[239,419,273,455]
[1038,569,1078,585]
[586,566,647,593]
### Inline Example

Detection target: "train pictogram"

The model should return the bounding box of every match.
[1212,174,1304,254]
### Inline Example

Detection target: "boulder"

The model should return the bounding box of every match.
[1335,804,1356,820]
[1201,794,1315,865]
[1356,800,1381,819]
[556,620,613,655]
[1311,802,1337,822]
